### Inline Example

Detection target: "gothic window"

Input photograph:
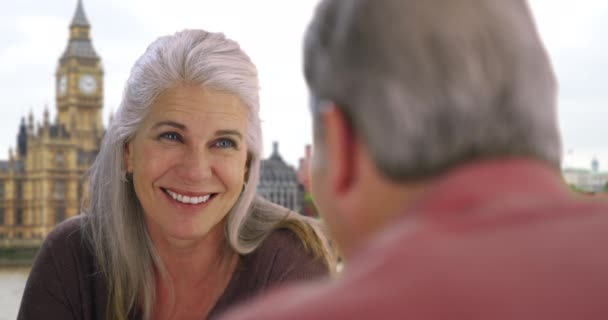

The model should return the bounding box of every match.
[0,181,4,200]
[34,209,41,225]
[54,181,66,200]
[78,152,85,166]
[287,192,293,211]
[16,182,22,200]
[0,207,4,225]
[55,151,66,168]
[16,208,23,225]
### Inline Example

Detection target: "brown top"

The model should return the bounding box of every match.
[18,215,328,320]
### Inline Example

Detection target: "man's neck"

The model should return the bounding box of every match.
[342,177,429,260]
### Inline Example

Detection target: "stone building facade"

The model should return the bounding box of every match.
[0,0,103,247]
[258,142,304,212]
[563,157,608,193]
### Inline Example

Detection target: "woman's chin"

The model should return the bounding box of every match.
[167,227,211,241]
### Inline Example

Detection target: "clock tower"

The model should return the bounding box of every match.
[0,0,106,244]
[56,0,103,152]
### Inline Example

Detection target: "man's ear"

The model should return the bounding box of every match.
[322,105,357,196]
[124,142,134,173]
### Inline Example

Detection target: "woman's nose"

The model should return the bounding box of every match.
[176,146,212,183]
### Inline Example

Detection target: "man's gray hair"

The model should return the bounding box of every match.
[304,0,561,181]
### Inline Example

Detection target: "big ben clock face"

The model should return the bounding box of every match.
[79,74,97,95]
[58,75,67,96]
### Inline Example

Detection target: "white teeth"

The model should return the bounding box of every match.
[165,189,211,205]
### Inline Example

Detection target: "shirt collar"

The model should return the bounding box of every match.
[406,158,569,219]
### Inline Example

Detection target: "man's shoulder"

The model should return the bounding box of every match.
[342,199,608,317]
[222,201,608,320]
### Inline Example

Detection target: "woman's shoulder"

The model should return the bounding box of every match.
[19,215,103,319]
[246,197,331,279]
[33,215,94,272]
[245,227,329,285]
[258,228,309,257]
[34,214,97,274]
[212,227,328,317]
[44,215,87,249]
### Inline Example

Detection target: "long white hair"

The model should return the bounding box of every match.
[83,29,333,320]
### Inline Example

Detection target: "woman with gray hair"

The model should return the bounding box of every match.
[18,29,333,320]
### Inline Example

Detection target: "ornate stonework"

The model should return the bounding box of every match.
[0,0,103,247]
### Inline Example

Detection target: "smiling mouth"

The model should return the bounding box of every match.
[161,188,216,205]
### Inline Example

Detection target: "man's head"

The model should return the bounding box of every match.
[304,0,560,257]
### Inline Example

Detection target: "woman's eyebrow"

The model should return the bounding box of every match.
[152,120,187,131]
[215,129,243,140]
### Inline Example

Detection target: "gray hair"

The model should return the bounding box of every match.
[83,29,330,320]
[304,0,561,181]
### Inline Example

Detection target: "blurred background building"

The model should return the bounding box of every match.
[0,0,104,248]
[563,157,608,193]
[296,145,318,217]
[0,1,319,251]
[258,142,304,213]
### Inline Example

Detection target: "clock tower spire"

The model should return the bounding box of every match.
[55,0,103,152]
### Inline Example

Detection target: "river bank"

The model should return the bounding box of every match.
[0,267,29,320]
[0,247,37,268]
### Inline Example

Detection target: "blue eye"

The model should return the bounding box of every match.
[160,132,181,141]
[215,139,236,148]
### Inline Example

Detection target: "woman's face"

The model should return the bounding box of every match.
[125,85,249,244]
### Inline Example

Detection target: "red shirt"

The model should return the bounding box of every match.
[220,159,608,319]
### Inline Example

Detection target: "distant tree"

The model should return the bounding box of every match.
[568,184,595,196]
[302,192,319,218]
[604,181,608,193]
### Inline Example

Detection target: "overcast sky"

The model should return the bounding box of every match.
[0,0,606,170]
